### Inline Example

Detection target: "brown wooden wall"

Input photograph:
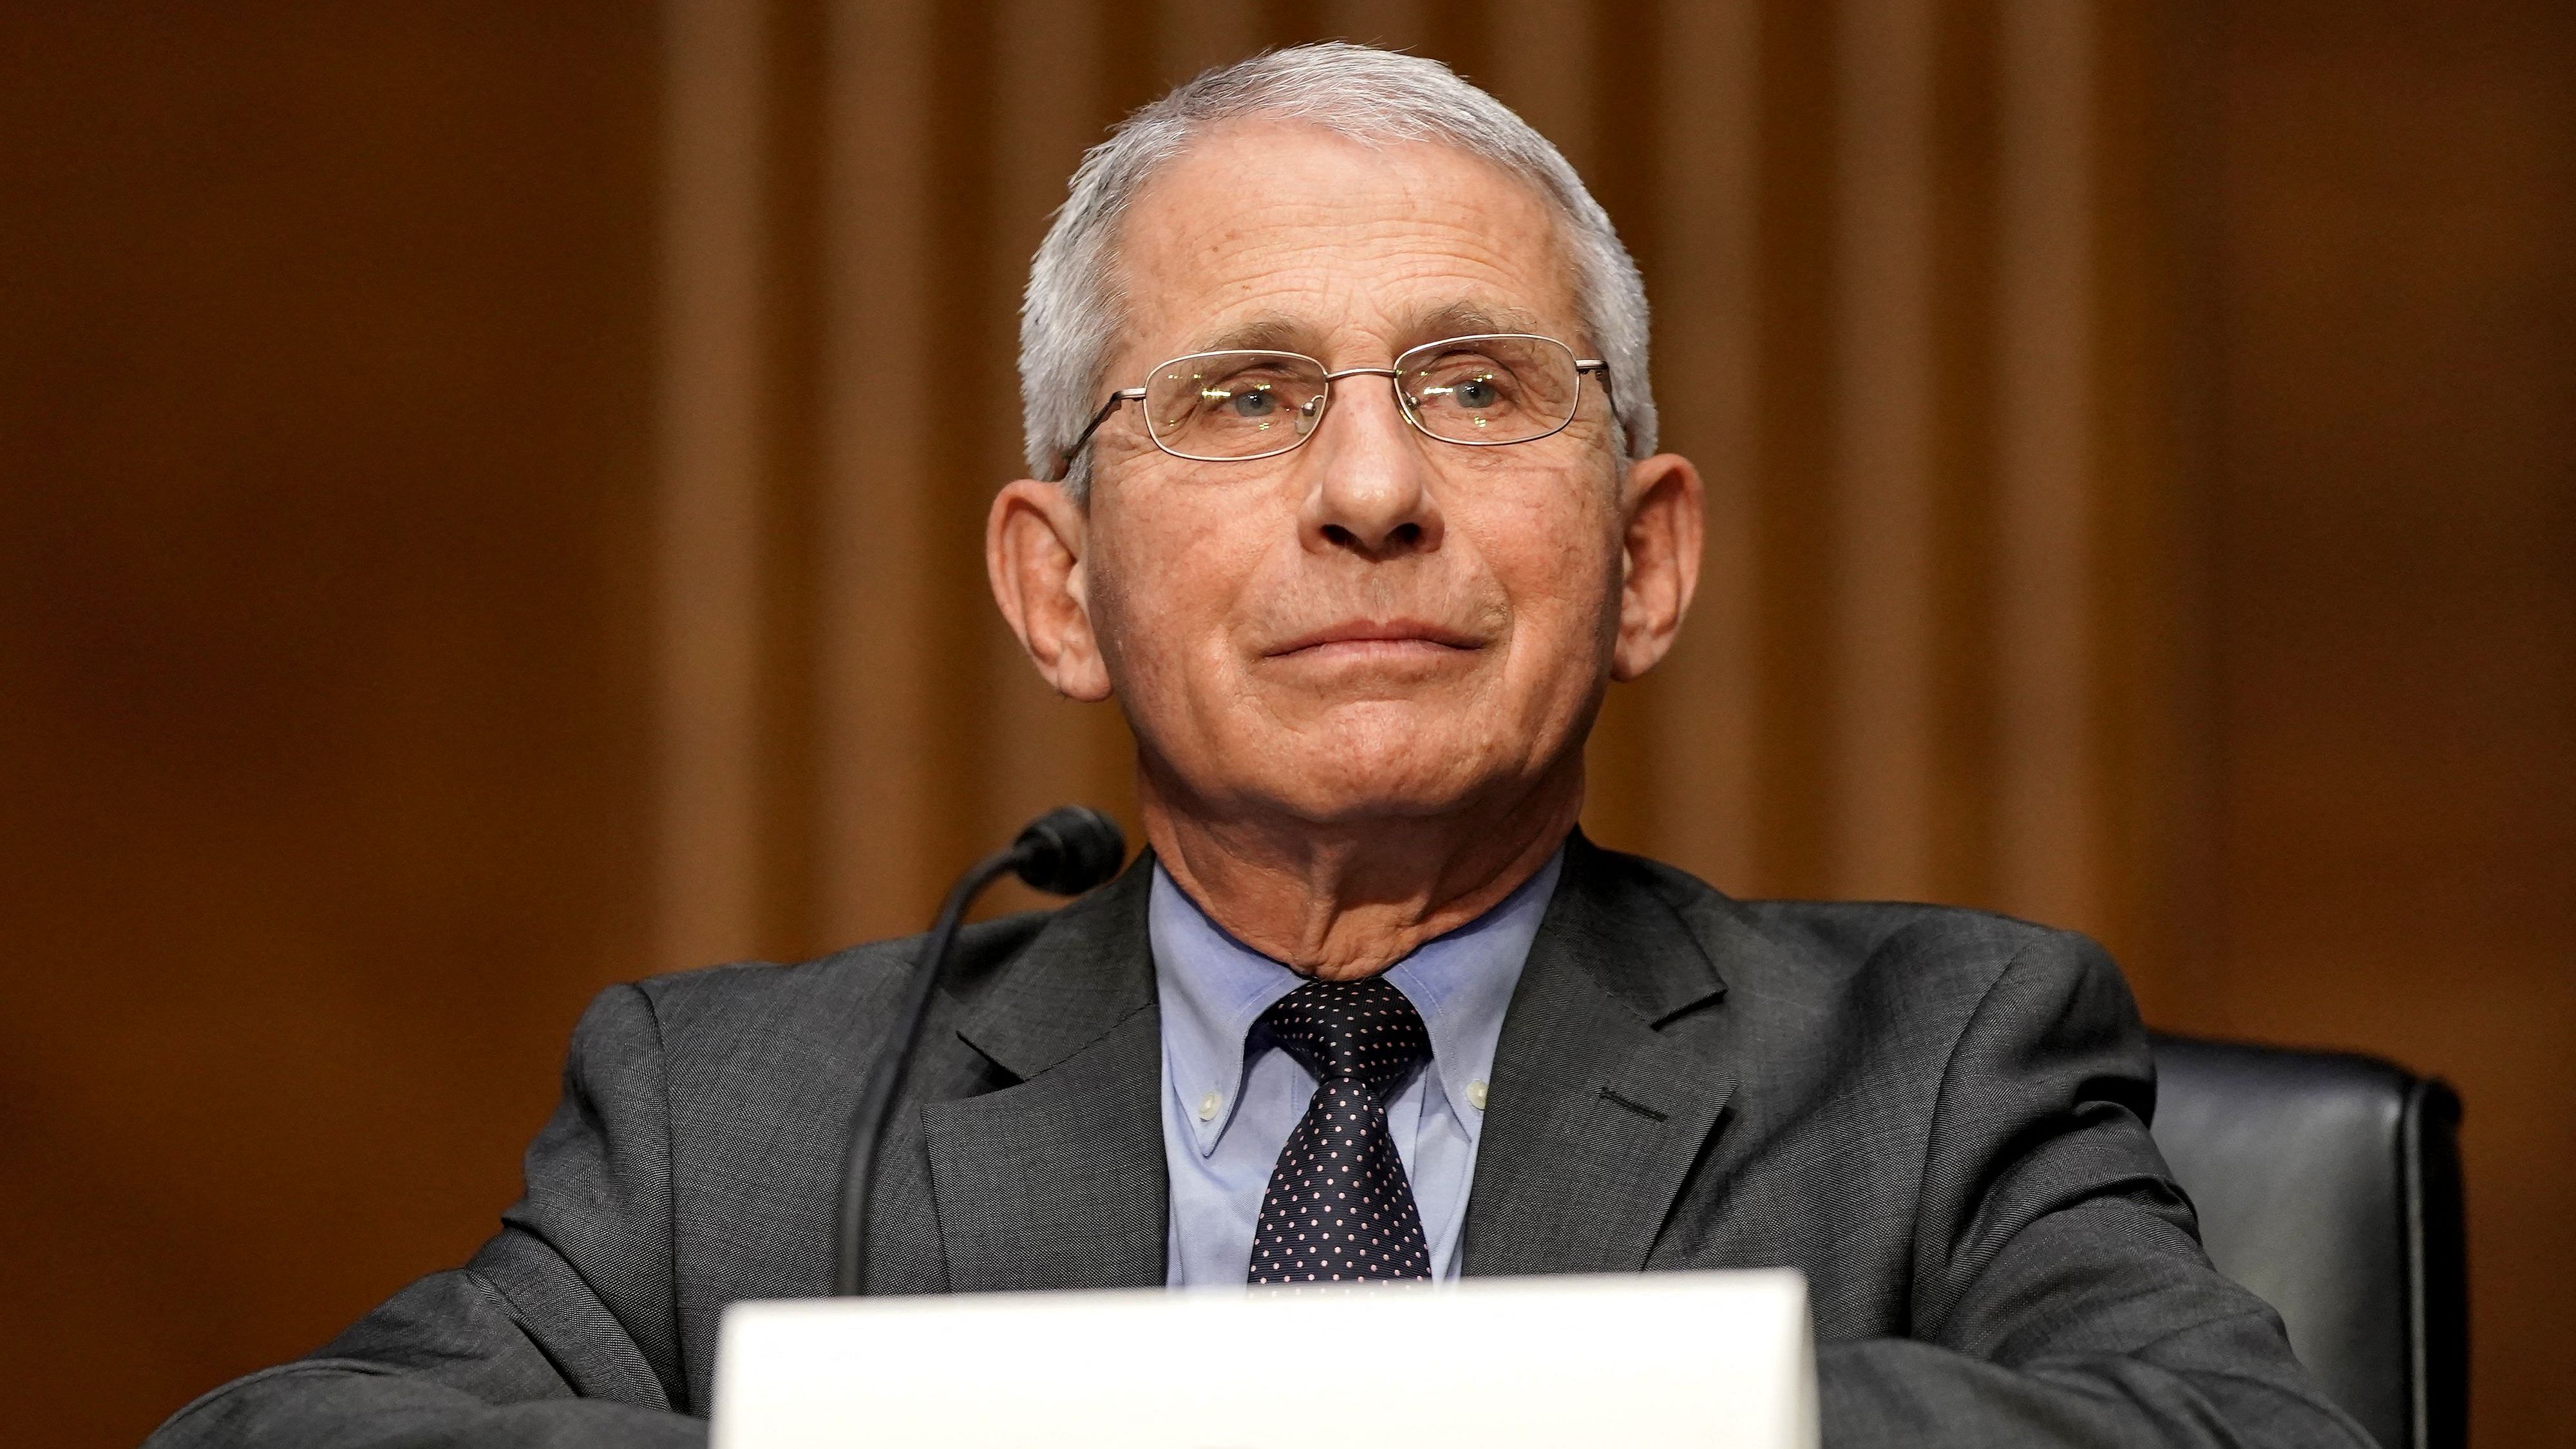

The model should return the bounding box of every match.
[2192,3,2576,1441]
[0,5,663,1442]
[1,5,2566,1446]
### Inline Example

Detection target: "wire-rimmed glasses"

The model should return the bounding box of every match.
[1052,332,1614,481]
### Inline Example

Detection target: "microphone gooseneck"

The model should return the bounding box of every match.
[831,806,1126,1296]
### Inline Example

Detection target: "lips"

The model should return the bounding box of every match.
[1264,618,1485,658]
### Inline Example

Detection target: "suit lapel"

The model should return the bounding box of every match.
[1463,833,1737,1276]
[908,837,1745,1289]
[922,858,1170,1291]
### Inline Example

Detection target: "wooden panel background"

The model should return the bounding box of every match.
[2196,5,2576,1442]
[0,4,2566,1446]
[0,5,664,1444]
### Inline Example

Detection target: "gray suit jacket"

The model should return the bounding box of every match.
[149,836,2372,1448]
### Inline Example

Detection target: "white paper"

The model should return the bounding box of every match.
[714,1270,1817,1449]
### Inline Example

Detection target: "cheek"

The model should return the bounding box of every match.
[1473,482,1625,650]
[1086,484,1267,690]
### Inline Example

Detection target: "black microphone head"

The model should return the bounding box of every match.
[1009,806,1127,895]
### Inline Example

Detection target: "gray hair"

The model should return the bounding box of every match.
[1019,42,1656,495]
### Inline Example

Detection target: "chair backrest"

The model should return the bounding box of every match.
[2148,1033,2466,1449]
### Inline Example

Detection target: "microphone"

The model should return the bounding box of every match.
[831,806,1128,1295]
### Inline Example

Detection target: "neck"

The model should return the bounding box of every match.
[1137,757,1582,981]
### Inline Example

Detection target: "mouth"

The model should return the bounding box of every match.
[1264,619,1486,661]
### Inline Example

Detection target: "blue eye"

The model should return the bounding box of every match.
[1452,375,1501,409]
[1230,386,1279,418]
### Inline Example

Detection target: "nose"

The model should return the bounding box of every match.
[1296,371,1444,559]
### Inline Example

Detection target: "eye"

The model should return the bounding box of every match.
[1414,365,1512,412]
[1449,372,1502,410]
[1227,385,1280,419]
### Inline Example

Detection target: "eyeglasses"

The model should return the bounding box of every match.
[1052,332,1614,482]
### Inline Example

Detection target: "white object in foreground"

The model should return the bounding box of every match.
[714,1269,1817,1449]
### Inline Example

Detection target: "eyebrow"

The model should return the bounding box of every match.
[1405,300,1551,343]
[1193,314,1314,355]
[1184,301,1562,361]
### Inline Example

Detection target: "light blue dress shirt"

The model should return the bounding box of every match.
[1150,849,1564,1286]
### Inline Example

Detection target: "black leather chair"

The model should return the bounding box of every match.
[2147,1034,2466,1449]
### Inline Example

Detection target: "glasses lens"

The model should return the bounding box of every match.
[1395,335,1582,444]
[1142,351,1331,460]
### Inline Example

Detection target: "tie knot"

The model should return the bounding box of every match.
[1259,977,1429,1096]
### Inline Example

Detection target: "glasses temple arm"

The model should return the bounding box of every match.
[1576,359,1635,451]
[1052,388,1146,482]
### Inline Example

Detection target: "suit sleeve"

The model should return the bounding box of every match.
[145,984,709,1449]
[1816,929,2378,1449]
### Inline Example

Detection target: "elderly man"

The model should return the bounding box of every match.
[153,43,2365,1449]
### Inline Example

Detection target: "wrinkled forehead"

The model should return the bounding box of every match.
[1106,120,1586,375]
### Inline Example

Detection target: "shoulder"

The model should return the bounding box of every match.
[1604,839,2098,974]
[1584,840,2130,1049]
[584,909,1060,1064]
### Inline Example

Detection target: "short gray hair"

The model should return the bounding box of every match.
[1020,42,1656,495]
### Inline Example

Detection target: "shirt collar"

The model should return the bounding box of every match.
[1381,850,1558,1148]
[1149,848,1564,1158]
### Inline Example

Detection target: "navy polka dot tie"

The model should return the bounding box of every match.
[1247,977,1434,1284]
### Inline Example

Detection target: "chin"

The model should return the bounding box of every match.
[1240,729,1506,826]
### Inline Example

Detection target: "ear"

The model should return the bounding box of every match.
[1609,452,1705,683]
[987,478,1114,702]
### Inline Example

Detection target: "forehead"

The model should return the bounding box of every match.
[1109,120,1581,366]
